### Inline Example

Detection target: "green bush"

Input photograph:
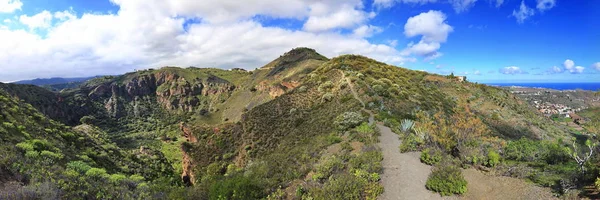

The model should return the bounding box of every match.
[486,150,500,167]
[426,165,467,196]
[399,134,422,153]
[321,93,334,102]
[314,173,365,200]
[318,81,334,92]
[315,155,344,181]
[420,148,442,165]
[326,133,342,145]
[334,112,365,131]
[209,174,264,200]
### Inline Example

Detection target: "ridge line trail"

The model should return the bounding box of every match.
[344,77,440,200]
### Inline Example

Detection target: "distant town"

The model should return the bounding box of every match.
[505,86,600,123]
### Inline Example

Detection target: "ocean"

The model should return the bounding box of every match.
[485,83,600,91]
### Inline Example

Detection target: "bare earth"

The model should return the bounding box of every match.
[458,168,558,200]
[377,124,443,200]
[376,123,557,200]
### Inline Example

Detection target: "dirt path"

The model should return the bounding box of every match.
[458,168,558,200]
[377,124,443,200]
[345,77,365,107]
[344,76,439,199]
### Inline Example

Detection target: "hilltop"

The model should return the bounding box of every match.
[1,48,597,199]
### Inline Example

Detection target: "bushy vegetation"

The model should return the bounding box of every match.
[2,49,592,198]
[426,165,468,196]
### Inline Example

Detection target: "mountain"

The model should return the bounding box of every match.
[1,48,595,199]
[14,76,99,86]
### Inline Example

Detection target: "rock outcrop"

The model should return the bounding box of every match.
[180,123,197,186]
[86,71,236,118]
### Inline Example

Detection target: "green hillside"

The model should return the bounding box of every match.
[1,48,598,199]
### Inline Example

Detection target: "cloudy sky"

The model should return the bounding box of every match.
[0,0,598,83]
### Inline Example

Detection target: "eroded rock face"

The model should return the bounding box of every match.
[180,123,197,186]
[87,71,236,118]
[256,80,301,98]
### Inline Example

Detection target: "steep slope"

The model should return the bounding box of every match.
[178,54,577,198]
[0,88,178,199]
[1,49,587,199]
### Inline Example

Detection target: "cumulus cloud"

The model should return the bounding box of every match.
[563,59,585,74]
[404,10,453,43]
[352,25,383,38]
[536,0,556,12]
[593,62,600,71]
[500,66,526,75]
[512,0,535,24]
[19,10,54,30]
[0,0,409,82]
[549,66,563,73]
[401,10,453,60]
[450,0,478,13]
[373,0,438,8]
[303,2,373,32]
[0,0,21,13]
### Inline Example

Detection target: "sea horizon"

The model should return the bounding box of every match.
[484,82,600,91]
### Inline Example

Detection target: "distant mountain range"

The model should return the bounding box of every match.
[13,76,100,86]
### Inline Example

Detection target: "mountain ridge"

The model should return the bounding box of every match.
[1,47,593,199]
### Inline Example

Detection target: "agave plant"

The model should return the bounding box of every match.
[400,119,414,133]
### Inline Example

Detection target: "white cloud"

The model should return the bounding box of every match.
[402,10,453,61]
[536,0,556,12]
[0,0,21,13]
[387,40,398,47]
[403,40,440,56]
[474,70,481,75]
[491,0,504,7]
[550,66,563,73]
[54,9,77,21]
[500,66,526,74]
[3,19,11,23]
[450,0,478,13]
[352,25,383,38]
[19,10,53,30]
[0,1,409,82]
[404,10,453,43]
[563,59,585,74]
[512,0,535,24]
[593,62,600,71]
[303,2,372,32]
[373,0,438,8]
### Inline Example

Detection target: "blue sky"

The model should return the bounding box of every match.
[0,0,598,83]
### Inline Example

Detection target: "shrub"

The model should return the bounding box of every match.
[80,115,96,125]
[334,112,365,131]
[399,134,422,153]
[315,155,344,181]
[318,81,334,92]
[209,174,264,200]
[315,173,365,200]
[297,86,308,93]
[426,165,467,196]
[349,149,383,173]
[486,150,500,167]
[322,93,334,102]
[420,148,442,165]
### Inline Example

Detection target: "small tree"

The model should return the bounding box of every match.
[565,139,596,175]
